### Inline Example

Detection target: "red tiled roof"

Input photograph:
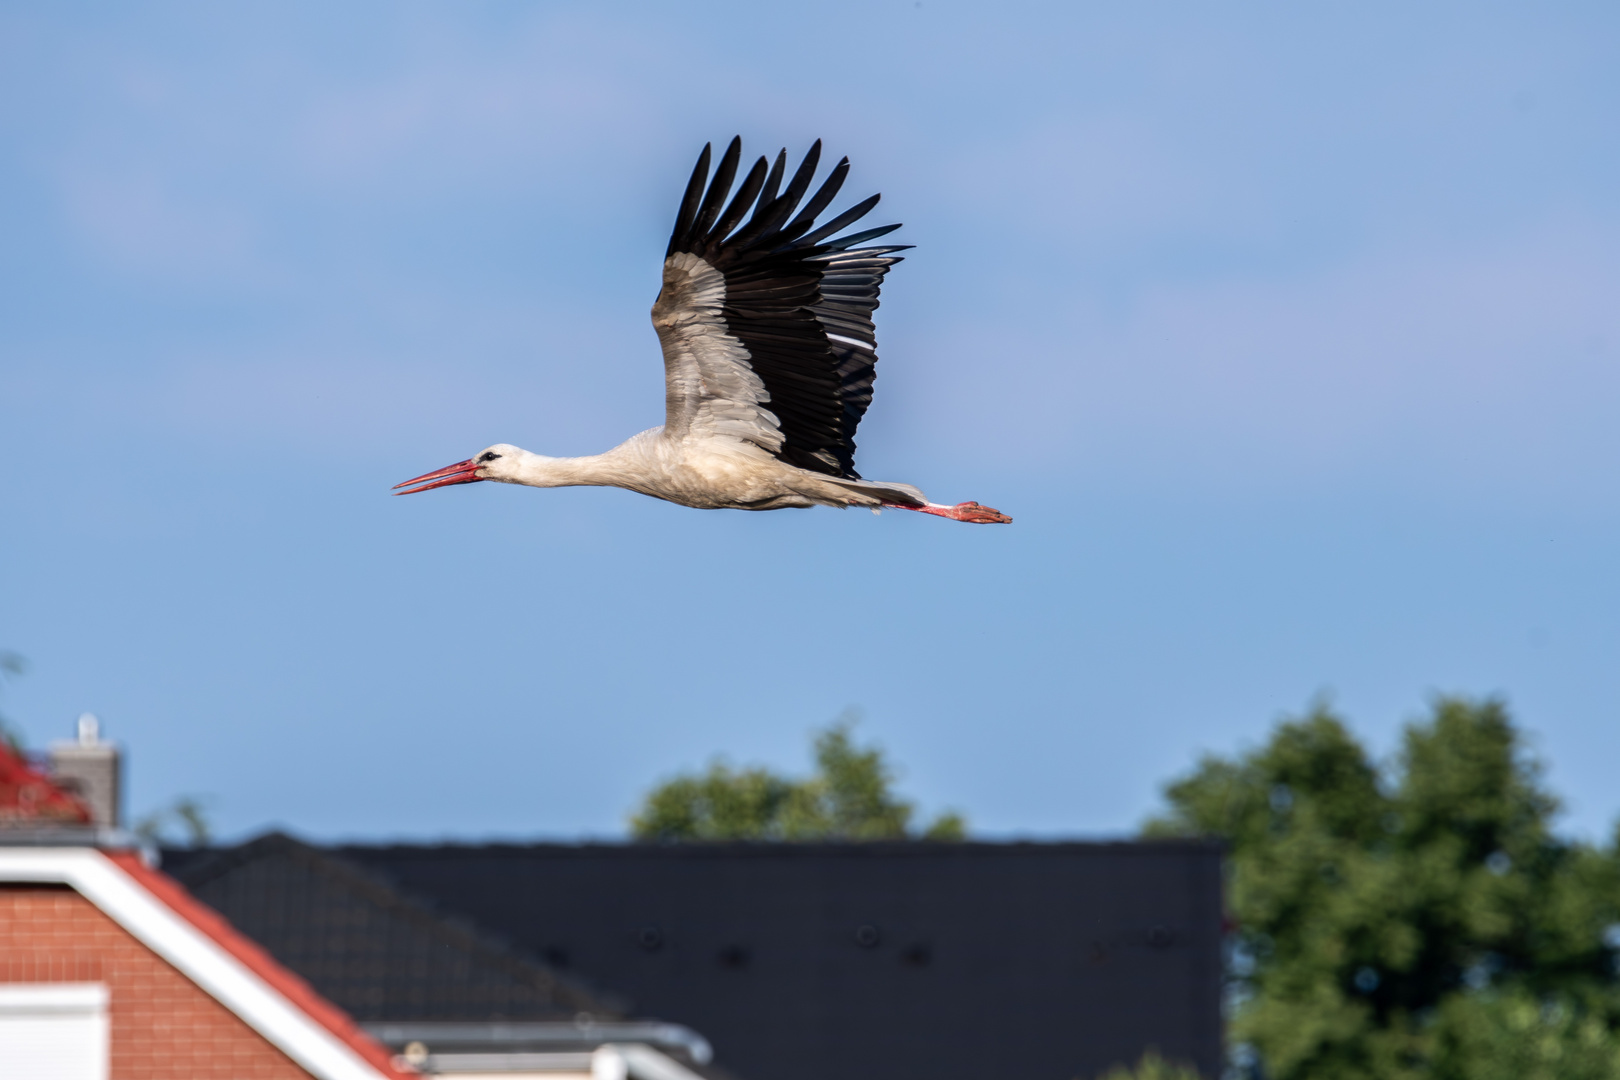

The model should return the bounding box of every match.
[0,740,92,824]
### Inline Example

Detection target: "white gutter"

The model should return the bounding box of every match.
[415,1043,705,1080]
[364,1020,713,1065]
[593,1043,709,1080]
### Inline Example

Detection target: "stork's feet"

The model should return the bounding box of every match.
[885,500,1013,524]
[940,501,1013,524]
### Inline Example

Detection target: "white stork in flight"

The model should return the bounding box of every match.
[394,138,1011,524]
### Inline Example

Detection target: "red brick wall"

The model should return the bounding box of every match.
[0,884,313,1080]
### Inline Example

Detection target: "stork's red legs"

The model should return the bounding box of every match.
[883,500,1012,524]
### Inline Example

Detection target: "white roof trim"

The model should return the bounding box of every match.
[0,847,393,1080]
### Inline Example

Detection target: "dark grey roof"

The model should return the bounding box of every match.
[336,840,1223,1080]
[162,832,623,1021]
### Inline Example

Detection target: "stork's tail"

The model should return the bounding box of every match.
[823,477,927,507]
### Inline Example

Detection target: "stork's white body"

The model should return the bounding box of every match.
[395,139,1009,525]
[479,430,921,512]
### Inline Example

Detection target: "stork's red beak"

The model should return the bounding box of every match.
[392,459,484,495]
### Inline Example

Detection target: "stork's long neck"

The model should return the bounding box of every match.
[505,446,633,489]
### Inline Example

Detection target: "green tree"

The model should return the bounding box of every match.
[1096,1050,1204,1080]
[630,716,966,841]
[134,796,214,848]
[1146,697,1620,1080]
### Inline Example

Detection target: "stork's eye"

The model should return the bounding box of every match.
[479,452,501,463]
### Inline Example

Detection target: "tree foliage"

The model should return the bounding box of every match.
[1146,696,1620,1080]
[630,718,966,841]
[1096,1050,1204,1080]
[134,796,214,848]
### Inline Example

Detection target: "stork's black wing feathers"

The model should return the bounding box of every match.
[666,145,711,259]
[758,150,786,209]
[795,193,880,249]
[689,137,742,247]
[781,159,850,244]
[710,156,769,247]
[663,138,908,479]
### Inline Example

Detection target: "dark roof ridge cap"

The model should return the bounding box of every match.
[154,828,304,887]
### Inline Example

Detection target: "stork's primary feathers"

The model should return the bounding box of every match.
[395,138,1011,524]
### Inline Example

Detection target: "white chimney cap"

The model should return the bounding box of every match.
[77,713,100,746]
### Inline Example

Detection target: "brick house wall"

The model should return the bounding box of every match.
[0,883,313,1080]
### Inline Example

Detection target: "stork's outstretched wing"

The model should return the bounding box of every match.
[651,138,907,479]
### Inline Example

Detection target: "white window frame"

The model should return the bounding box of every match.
[0,982,110,1080]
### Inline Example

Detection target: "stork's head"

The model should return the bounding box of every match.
[393,443,522,495]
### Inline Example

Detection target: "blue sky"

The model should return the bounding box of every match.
[2,2,1618,842]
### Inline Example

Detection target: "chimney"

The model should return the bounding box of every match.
[48,713,122,828]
